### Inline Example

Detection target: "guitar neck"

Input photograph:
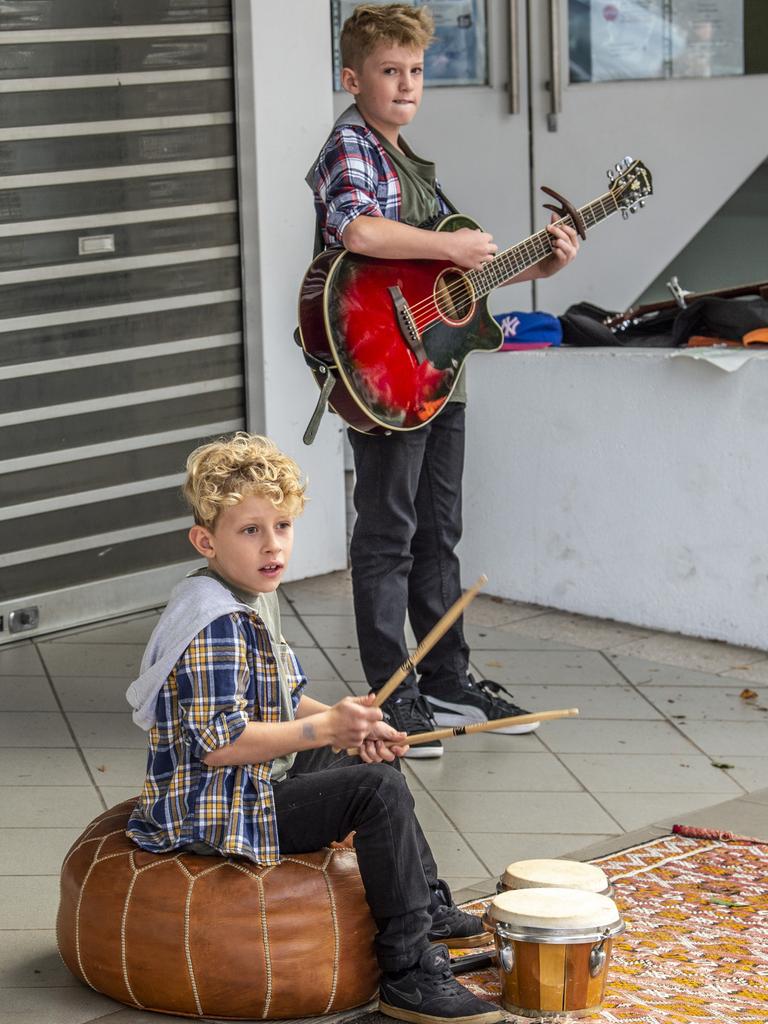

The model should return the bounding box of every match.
[466,191,619,298]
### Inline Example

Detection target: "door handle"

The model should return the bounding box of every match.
[547,0,562,131]
[507,0,520,115]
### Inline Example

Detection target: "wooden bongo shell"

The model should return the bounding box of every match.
[498,934,615,1017]
[490,887,623,1018]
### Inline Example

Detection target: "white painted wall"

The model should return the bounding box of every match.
[233,0,347,581]
[460,349,768,650]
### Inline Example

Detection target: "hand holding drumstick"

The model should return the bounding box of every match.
[340,574,580,756]
[325,694,409,763]
[332,575,489,755]
[348,706,580,758]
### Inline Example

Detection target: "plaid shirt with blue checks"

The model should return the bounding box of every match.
[312,122,402,246]
[127,612,306,865]
[312,121,449,247]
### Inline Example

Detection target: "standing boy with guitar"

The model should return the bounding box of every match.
[308,3,580,756]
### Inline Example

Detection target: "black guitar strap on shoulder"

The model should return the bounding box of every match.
[312,209,325,258]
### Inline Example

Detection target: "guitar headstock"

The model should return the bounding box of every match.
[608,157,653,219]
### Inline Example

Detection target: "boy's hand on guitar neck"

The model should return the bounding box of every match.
[536,215,581,278]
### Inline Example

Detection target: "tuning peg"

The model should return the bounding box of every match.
[639,200,645,208]
[607,169,615,181]
[614,162,623,174]
[622,156,633,169]
[621,209,629,220]
[630,206,637,214]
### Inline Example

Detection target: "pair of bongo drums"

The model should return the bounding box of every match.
[484,859,624,1019]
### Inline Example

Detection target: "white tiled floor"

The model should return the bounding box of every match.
[1,571,767,1024]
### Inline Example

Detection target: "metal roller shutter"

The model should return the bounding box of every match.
[0,0,245,643]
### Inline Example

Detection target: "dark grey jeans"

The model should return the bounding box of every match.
[347,402,470,701]
[273,748,438,971]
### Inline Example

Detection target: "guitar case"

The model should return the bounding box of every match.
[560,296,768,348]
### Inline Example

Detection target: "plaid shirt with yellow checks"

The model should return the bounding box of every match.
[127,612,306,864]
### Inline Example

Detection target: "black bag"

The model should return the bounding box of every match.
[559,301,677,347]
[560,296,768,348]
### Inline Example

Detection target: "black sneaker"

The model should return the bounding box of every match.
[428,880,489,949]
[425,675,539,735]
[381,694,444,759]
[379,944,503,1024]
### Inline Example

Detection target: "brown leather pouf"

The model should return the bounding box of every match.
[57,800,379,1019]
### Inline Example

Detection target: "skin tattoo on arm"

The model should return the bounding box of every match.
[302,721,317,742]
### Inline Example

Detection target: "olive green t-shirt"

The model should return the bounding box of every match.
[372,129,467,404]
[190,568,295,781]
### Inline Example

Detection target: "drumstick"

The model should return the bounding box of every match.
[346,708,581,757]
[374,573,488,707]
[345,707,579,757]
[405,707,579,745]
[335,575,488,753]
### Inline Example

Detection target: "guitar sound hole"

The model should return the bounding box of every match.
[434,270,474,325]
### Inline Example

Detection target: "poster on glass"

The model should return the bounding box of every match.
[332,0,488,89]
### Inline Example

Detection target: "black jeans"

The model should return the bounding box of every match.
[273,749,438,971]
[348,402,470,701]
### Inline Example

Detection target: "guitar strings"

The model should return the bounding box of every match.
[405,192,617,334]
[407,223,558,332]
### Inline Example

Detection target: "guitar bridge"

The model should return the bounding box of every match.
[388,285,428,364]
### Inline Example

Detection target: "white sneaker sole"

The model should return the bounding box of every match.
[403,744,444,759]
[427,698,540,735]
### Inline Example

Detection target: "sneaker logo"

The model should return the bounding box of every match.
[383,982,422,1007]
[428,922,452,937]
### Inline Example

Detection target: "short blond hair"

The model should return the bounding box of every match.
[183,433,306,528]
[341,3,434,70]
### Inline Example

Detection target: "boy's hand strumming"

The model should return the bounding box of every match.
[446,227,498,271]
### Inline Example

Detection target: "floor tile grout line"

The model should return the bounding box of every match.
[31,642,108,813]
[511,672,628,831]
[410,784,498,878]
[597,649,750,796]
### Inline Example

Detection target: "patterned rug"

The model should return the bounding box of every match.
[455,832,768,1023]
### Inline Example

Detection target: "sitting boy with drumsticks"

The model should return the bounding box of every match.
[125,432,502,1024]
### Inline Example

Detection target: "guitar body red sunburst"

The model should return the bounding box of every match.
[298,159,653,435]
[298,214,502,434]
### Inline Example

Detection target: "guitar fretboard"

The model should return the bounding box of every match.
[465,191,619,297]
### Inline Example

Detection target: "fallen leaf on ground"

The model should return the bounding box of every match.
[739,688,758,700]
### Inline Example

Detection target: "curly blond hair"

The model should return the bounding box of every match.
[341,3,434,70]
[183,433,306,528]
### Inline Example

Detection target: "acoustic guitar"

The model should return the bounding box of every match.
[297,158,652,438]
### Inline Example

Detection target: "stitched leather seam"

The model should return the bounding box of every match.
[184,877,204,1016]
[255,874,273,1018]
[322,852,341,1013]
[74,833,111,991]
[120,851,143,1008]
[62,828,123,873]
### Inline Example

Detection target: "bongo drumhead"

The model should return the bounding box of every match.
[501,858,609,894]
[490,887,622,936]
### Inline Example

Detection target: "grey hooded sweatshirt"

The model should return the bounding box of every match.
[126,573,283,732]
